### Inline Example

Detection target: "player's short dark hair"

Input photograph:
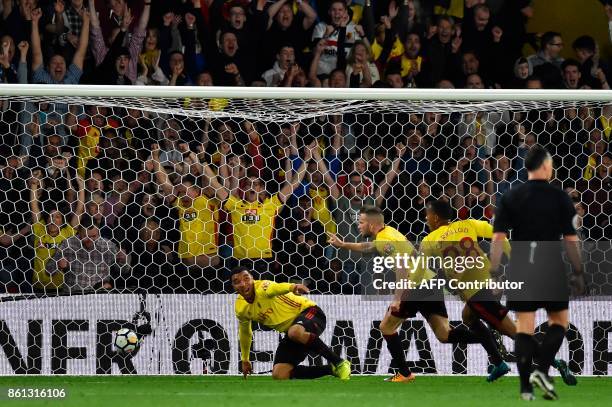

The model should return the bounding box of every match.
[524,145,552,171]
[230,266,250,279]
[359,205,384,222]
[427,199,454,221]
[572,35,596,53]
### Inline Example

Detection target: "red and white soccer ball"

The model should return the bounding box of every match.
[114,328,140,354]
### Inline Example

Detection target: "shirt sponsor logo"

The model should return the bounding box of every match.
[184,210,197,221]
[242,209,260,224]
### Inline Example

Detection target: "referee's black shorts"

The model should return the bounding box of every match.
[273,306,327,366]
[390,288,448,320]
[505,256,570,313]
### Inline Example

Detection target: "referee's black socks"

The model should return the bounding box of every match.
[305,333,343,365]
[515,333,536,391]
[536,324,566,375]
[383,333,412,377]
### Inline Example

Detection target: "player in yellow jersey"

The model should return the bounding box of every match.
[231,266,351,381]
[422,199,514,381]
[29,174,85,291]
[204,147,307,276]
[329,206,494,383]
[423,199,577,385]
[151,144,220,269]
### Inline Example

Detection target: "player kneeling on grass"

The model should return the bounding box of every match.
[232,266,351,381]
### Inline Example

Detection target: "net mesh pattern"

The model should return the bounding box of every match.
[0,95,610,375]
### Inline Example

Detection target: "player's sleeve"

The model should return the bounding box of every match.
[469,219,494,238]
[269,194,283,210]
[493,193,511,234]
[223,194,239,212]
[560,192,577,236]
[238,318,253,362]
[419,234,435,256]
[260,280,294,298]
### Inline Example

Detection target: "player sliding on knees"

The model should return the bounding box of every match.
[328,206,504,383]
[231,266,351,381]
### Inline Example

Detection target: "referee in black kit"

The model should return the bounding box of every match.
[489,145,586,401]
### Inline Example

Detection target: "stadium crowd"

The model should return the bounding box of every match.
[0,0,610,295]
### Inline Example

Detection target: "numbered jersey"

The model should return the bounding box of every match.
[421,219,498,300]
[175,195,219,258]
[224,194,283,259]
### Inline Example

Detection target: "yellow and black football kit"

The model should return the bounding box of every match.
[235,280,325,366]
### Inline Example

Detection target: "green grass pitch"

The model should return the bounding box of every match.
[2,376,611,406]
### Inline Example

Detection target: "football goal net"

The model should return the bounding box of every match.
[0,85,610,376]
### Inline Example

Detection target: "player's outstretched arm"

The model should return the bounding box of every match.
[261,281,309,298]
[238,319,253,379]
[327,232,376,253]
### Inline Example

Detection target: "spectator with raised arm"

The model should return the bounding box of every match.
[210,31,247,86]
[88,0,150,84]
[150,142,221,272]
[45,0,87,60]
[177,5,204,80]
[264,0,317,68]
[46,215,129,292]
[421,15,462,87]
[312,0,363,76]
[1,0,36,44]
[30,5,89,84]
[29,172,84,291]
[461,4,504,83]
[203,140,307,279]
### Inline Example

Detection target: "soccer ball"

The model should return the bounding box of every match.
[114,328,140,354]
